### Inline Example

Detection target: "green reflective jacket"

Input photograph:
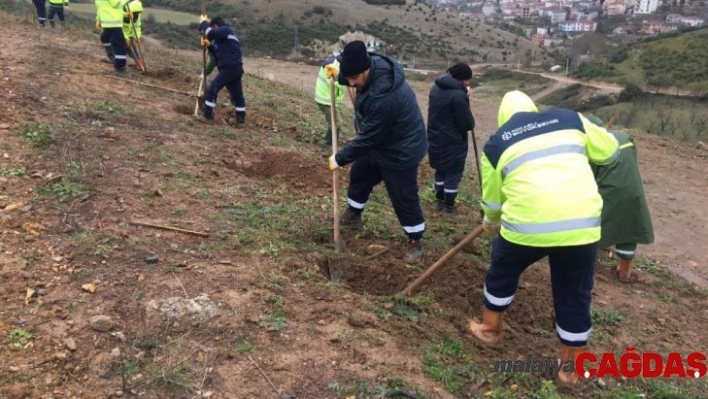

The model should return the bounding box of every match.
[314,59,345,106]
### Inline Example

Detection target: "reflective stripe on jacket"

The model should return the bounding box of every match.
[481,92,619,247]
[315,58,345,106]
[96,0,127,28]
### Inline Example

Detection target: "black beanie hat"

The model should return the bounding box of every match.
[448,62,473,81]
[339,41,370,77]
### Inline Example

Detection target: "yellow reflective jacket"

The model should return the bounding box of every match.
[122,0,143,39]
[96,0,128,28]
[314,58,345,106]
[481,91,619,247]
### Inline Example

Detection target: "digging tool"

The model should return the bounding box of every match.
[402,225,484,296]
[194,0,207,116]
[193,74,205,116]
[330,77,341,252]
[470,128,484,218]
[126,4,146,73]
[347,86,359,132]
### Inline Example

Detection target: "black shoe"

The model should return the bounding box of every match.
[341,208,362,227]
[405,239,423,263]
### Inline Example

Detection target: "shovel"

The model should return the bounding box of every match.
[330,77,341,252]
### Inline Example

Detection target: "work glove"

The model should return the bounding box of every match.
[325,64,339,79]
[124,12,133,19]
[200,37,210,47]
[199,14,209,23]
[482,216,500,234]
[328,154,340,171]
[95,20,101,30]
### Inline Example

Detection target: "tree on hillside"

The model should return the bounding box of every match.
[619,84,644,102]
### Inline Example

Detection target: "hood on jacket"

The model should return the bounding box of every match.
[497,90,538,127]
[434,74,466,91]
[364,54,405,99]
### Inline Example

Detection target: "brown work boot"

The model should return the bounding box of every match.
[557,344,587,386]
[616,259,632,283]
[404,239,423,263]
[469,307,504,347]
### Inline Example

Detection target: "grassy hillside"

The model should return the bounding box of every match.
[3,9,708,399]
[575,27,708,94]
[58,0,553,69]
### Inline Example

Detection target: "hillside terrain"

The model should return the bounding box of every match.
[573,27,708,94]
[1,10,708,399]
[29,0,554,68]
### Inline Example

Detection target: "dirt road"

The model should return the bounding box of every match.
[245,57,708,286]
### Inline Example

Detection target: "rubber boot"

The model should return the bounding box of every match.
[236,111,246,125]
[49,20,55,28]
[102,45,115,64]
[322,126,332,146]
[616,258,632,283]
[557,344,586,386]
[404,239,423,263]
[469,307,504,347]
[60,20,66,28]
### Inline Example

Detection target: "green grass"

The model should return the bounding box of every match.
[592,308,625,326]
[421,336,480,394]
[39,181,90,202]
[21,121,54,147]
[5,328,33,349]
[0,167,26,177]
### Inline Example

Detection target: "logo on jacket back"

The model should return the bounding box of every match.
[500,118,560,141]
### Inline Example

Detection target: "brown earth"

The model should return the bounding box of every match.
[2,13,708,399]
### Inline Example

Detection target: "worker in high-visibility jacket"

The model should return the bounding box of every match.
[314,54,346,146]
[47,0,68,28]
[95,0,130,77]
[122,0,142,59]
[469,90,619,387]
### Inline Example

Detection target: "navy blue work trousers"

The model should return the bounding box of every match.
[101,28,127,70]
[33,0,47,25]
[203,66,245,120]
[346,154,425,240]
[483,235,598,347]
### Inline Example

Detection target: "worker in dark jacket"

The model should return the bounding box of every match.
[33,0,47,27]
[194,16,246,125]
[587,115,654,283]
[427,62,475,218]
[326,40,428,263]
